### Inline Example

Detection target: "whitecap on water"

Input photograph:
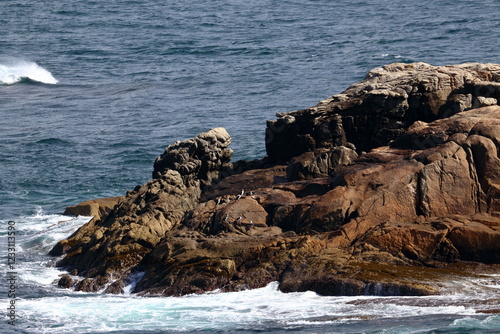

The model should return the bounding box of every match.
[0,59,58,85]
[122,272,146,295]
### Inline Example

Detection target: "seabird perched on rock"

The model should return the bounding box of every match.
[236,189,245,200]
[236,189,244,200]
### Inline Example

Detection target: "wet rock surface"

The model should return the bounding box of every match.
[52,63,500,296]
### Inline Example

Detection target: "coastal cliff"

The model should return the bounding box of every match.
[50,62,500,296]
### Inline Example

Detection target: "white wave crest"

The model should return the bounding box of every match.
[0,59,58,85]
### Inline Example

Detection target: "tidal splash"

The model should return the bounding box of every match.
[0,59,58,85]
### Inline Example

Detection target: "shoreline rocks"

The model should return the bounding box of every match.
[53,62,500,296]
[50,128,233,291]
[63,196,123,221]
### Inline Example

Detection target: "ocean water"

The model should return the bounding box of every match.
[1,0,499,332]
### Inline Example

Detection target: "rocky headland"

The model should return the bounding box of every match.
[50,62,500,296]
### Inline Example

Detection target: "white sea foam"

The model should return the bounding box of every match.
[0,59,58,85]
[123,271,146,295]
[15,281,500,334]
[19,207,90,236]
[18,266,66,286]
[1,212,91,289]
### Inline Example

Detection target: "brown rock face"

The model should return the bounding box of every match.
[153,127,233,184]
[50,128,233,291]
[51,63,500,297]
[266,62,500,162]
[63,196,123,221]
[286,146,358,181]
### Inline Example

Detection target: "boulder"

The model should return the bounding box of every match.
[286,145,358,181]
[63,196,123,221]
[153,126,233,184]
[57,274,74,289]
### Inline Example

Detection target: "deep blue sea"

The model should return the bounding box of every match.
[1,0,500,332]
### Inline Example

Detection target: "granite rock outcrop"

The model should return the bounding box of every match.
[50,128,233,292]
[52,63,500,296]
[266,62,500,162]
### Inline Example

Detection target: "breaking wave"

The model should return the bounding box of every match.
[0,59,58,85]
